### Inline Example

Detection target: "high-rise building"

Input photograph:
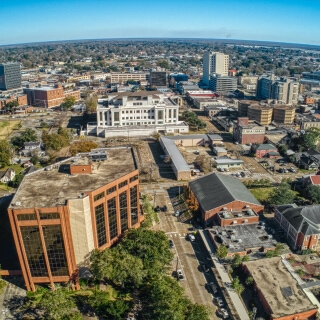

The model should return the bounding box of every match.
[0,63,22,90]
[150,71,167,87]
[256,75,298,105]
[273,105,296,124]
[8,148,143,291]
[202,52,229,85]
[209,74,236,95]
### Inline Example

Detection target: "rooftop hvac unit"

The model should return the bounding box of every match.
[233,220,238,224]
[237,239,242,243]
[223,207,227,211]
[268,235,273,239]
[237,213,243,217]
[245,205,250,208]
[243,219,248,223]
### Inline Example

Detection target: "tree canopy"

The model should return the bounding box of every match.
[0,140,12,166]
[61,96,76,110]
[306,185,320,204]
[11,128,38,148]
[69,140,98,156]
[85,94,98,113]
[268,181,295,205]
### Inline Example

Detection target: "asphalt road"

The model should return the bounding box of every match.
[154,186,219,319]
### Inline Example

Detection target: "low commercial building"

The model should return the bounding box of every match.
[24,84,80,108]
[209,223,276,256]
[93,91,189,138]
[233,118,265,144]
[188,173,264,224]
[274,204,320,251]
[160,134,211,180]
[214,157,243,169]
[254,144,279,158]
[109,72,147,84]
[243,257,318,320]
[8,148,143,291]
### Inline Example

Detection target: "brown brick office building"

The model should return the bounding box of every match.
[7,147,143,291]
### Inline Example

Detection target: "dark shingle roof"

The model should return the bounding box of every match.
[189,173,261,212]
[276,204,320,235]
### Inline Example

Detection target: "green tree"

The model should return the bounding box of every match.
[231,276,245,296]
[11,128,38,148]
[268,181,295,205]
[5,100,19,111]
[245,276,254,286]
[216,245,228,259]
[120,228,173,277]
[157,59,170,69]
[185,303,210,320]
[85,94,98,113]
[306,185,320,204]
[232,253,242,268]
[90,246,144,287]
[61,96,76,109]
[37,287,80,320]
[0,140,12,166]
[139,276,187,320]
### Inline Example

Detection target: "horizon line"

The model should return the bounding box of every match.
[1,37,320,49]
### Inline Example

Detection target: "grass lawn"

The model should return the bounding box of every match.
[0,120,21,140]
[249,187,275,203]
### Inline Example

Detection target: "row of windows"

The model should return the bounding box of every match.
[94,176,138,201]
[17,212,60,221]
[93,186,139,247]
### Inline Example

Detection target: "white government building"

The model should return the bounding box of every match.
[88,91,189,137]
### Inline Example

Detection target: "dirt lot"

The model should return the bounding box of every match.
[0,120,21,140]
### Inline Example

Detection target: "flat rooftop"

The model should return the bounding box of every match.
[210,223,276,253]
[243,257,318,318]
[9,147,137,209]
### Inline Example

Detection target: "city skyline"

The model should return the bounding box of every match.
[0,0,319,46]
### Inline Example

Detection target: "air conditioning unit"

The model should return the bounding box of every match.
[233,220,238,224]
[243,219,248,223]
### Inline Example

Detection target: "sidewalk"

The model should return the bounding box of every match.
[200,230,250,320]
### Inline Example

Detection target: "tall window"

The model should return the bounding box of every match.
[108,198,118,240]
[120,191,128,233]
[21,226,48,277]
[114,111,119,122]
[95,203,107,247]
[158,110,163,120]
[130,186,138,225]
[43,225,69,276]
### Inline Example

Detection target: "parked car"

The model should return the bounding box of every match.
[201,263,210,274]
[217,308,229,319]
[283,168,288,173]
[176,269,185,281]
[240,171,246,177]
[163,205,168,212]
[169,239,174,248]
[214,296,225,307]
[218,167,225,172]
[188,234,196,242]
[209,282,218,294]
[289,167,296,173]
[174,210,182,217]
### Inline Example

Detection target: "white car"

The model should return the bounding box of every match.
[217,308,229,319]
[188,234,196,242]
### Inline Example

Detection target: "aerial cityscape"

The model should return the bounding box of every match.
[1,1,320,320]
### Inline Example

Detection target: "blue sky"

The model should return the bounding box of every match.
[0,0,319,46]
